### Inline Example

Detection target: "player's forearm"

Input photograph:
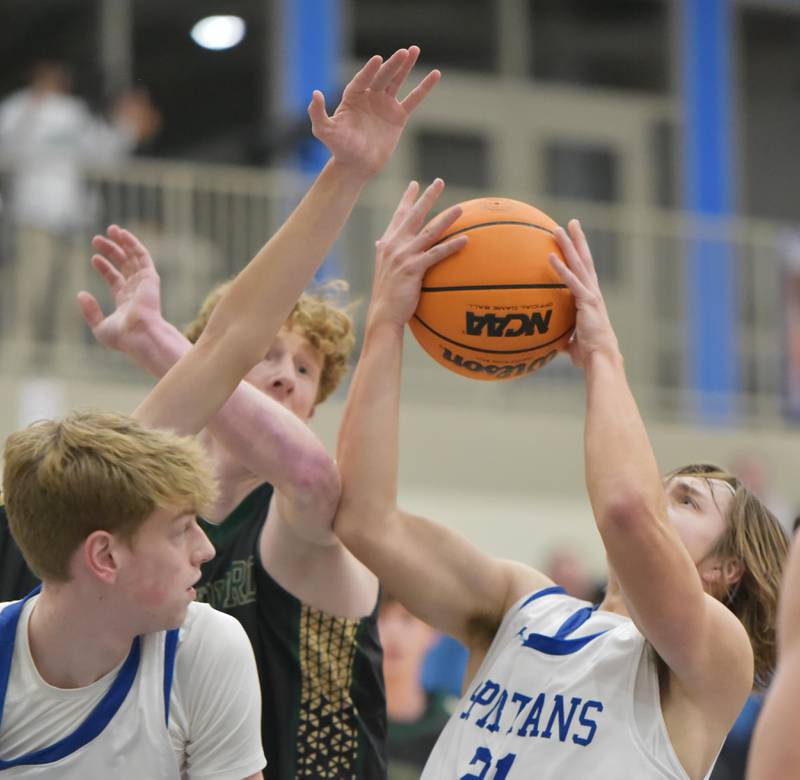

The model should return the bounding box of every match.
[583,347,665,529]
[201,158,369,370]
[208,384,340,514]
[134,159,369,432]
[335,318,404,543]
[133,319,338,501]
[126,316,189,378]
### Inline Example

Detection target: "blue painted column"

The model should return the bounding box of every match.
[280,0,341,172]
[680,0,738,421]
[279,0,342,276]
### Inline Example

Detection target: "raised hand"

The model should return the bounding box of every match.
[77,225,163,354]
[308,46,440,176]
[548,219,620,368]
[367,179,467,329]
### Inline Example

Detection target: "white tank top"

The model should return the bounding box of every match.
[0,588,180,778]
[421,586,719,779]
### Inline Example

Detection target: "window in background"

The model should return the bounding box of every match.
[352,0,498,73]
[132,0,265,163]
[528,0,669,93]
[541,140,621,283]
[0,0,97,100]
[651,119,677,209]
[740,7,800,221]
[415,130,491,190]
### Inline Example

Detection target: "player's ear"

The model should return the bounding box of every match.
[720,556,745,587]
[83,530,122,585]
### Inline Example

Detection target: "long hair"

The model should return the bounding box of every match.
[668,463,789,689]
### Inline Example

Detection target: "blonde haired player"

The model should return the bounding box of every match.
[0,48,436,778]
[334,181,789,779]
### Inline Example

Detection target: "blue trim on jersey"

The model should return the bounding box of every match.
[0,585,41,723]
[517,586,566,611]
[163,628,179,726]
[521,629,610,656]
[0,587,142,769]
[553,604,599,639]
[517,590,609,655]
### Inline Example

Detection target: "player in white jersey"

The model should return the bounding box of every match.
[334,182,789,779]
[0,49,436,777]
[748,524,800,779]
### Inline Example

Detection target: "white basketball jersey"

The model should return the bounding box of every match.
[421,586,719,780]
[0,592,180,778]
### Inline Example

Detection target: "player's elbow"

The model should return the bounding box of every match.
[287,450,341,512]
[595,489,661,539]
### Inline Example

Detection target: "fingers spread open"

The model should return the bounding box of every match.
[549,252,590,300]
[415,234,468,275]
[370,48,409,92]
[384,181,421,238]
[386,45,420,97]
[342,55,383,99]
[76,291,104,329]
[554,226,592,286]
[91,235,127,269]
[401,69,441,114]
[403,178,445,233]
[409,204,463,253]
[307,90,332,132]
[116,228,154,271]
[91,254,125,294]
[567,219,596,281]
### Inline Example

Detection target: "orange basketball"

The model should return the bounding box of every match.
[409,197,576,381]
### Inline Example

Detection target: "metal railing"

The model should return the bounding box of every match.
[0,158,796,428]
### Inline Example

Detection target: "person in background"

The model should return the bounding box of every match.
[380,593,452,780]
[0,59,159,357]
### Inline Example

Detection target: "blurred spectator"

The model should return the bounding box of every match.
[421,633,468,699]
[380,594,453,780]
[0,60,159,358]
[544,544,606,602]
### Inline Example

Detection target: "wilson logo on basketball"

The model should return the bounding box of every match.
[441,348,558,379]
[465,310,552,338]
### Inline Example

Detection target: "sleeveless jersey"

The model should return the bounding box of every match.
[421,586,720,779]
[0,507,38,602]
[196,482,387,779]
[0,589,180,778]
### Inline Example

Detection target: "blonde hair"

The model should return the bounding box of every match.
[3,410,217,582]
[668,463,789,689]
[183,279,356,404]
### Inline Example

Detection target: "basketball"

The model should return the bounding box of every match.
[409,197,576,381]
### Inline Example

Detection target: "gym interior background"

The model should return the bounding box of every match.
[1,0,799,575]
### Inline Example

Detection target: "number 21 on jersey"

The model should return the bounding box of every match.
[459,747,517,779]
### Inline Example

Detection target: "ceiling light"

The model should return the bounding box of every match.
[190,16,246,51]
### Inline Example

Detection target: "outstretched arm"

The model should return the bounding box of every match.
[79,226,339,541]
[126,47,439,435]
[747,532,800,779]
[335,180,551,646]
[550,223,752,714]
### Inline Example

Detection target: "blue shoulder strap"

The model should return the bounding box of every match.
[0,587,142,769]
[517,585,610,656]
[163,628,179,726]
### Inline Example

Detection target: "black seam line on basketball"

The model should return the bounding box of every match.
[433,220,556,246]
[412,315,574,355]
[420,283,568,292]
